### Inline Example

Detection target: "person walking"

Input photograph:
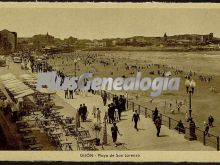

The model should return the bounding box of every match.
[208,115,214,127]
[177,103,181,112]
[78,104,83,121]
[204,121,209,136]
[107,104,112,123]
[111,122,121,147]
[175,120,185,134]
[92,105,96,118]
[122,95,126,111]
[153,107,159,123]
[64,88,69,99]
[117,106,122,121]
[96,108,101,122]
[155,116,162,137]
[82,104,87,122]
[103,111,108,123]
[69,89,73,99]
[132,110,140,131]
[102,91,107,106]
[110,104,115,123]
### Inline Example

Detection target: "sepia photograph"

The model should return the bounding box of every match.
[0,4,220,160]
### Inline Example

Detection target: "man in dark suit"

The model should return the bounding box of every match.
[132,110,140,131]
[82,103,87,122]
[78,104,83,121]
[153,107,159,123]
[155,116,162,137]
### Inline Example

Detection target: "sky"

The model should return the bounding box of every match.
[0,7,220,39]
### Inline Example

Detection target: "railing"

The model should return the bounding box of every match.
[97,90,220,151]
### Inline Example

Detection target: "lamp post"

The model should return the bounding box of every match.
[74,57,80,77]
[184,79,197,141]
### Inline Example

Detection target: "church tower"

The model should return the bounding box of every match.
[163,32,168,42]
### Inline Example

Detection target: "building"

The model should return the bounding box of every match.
[133,36,146,43]
[201,33,213,42]
[86,40,106,48]
[32,32,55,49]
[0,29,17,53]
[111,38,126,46]
[163,33,214,46]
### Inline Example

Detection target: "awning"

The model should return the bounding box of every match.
[14,90,35,99]
[5,82,26,88]
[20,74,37,83]
[11,86,30,92]
[12,89,32,95]
[0,73,35,99]
[20,74,37,80]
[5,81,23,87]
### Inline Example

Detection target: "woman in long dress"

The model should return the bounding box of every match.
[92,105,96,118]
[111,122,121,147]
[96,108,101,122]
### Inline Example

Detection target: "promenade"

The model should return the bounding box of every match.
[0,60,215,151]
[55,90,215,151]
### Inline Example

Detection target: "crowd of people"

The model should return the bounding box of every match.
[78,104,88,122]
[107,94,126,124]
[17,51,218,148]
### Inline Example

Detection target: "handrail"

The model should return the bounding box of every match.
[98,90,220,151]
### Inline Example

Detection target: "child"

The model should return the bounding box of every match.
[114,109,119,121]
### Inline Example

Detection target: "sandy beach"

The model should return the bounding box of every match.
[47,50,220,138]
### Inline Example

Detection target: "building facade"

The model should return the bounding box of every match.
[163,33,214,46]
[0,29,17,53]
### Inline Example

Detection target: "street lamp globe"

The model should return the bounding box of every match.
[185,79,190,93]
[190,80,196,94]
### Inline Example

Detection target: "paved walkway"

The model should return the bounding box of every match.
[55,90,215,151]
[15,61,216,151]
